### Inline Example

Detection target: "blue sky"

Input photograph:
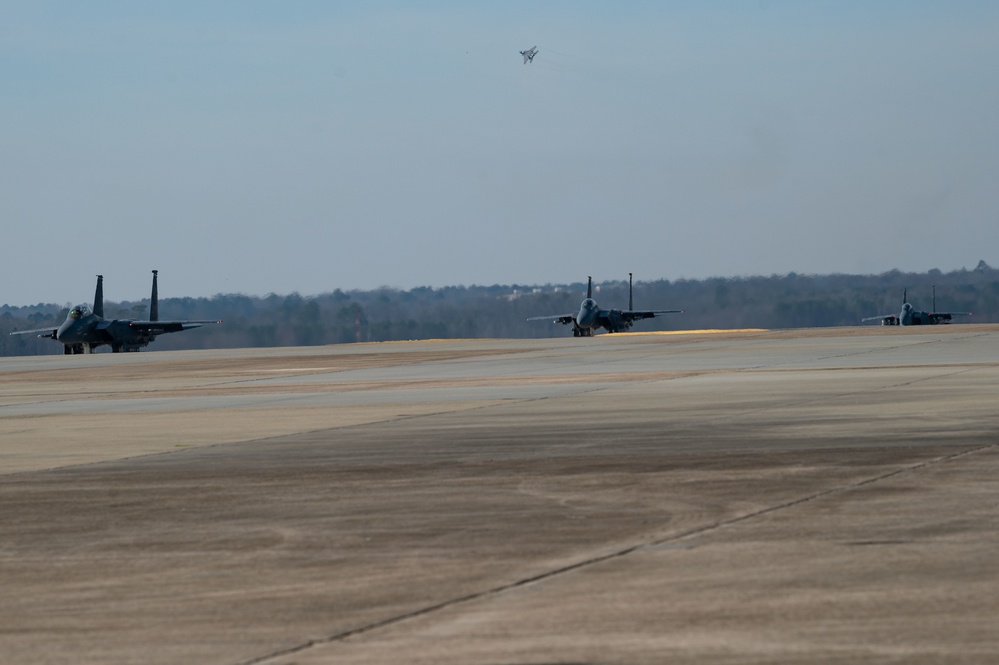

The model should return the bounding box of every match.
[3,2,998,303]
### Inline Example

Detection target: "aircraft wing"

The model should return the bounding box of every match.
[621,309,682,322]
[527,314,575,325]
[861,314,898,324]
[124,319,222,335]
[9,327,58,338]
[928,311,972,323]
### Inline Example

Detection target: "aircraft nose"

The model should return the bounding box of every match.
[56,320,77,343]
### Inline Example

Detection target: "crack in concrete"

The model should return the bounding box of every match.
[239,442,996,665]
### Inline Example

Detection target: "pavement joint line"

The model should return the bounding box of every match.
[238,441,997,665]
[645,443,997,547]
[4,360,990,480]
[5,363,986,480]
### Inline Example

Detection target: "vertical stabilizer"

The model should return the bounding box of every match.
[587,276,592,299]
[903,288,907,305]
[629,273,634,310]
[150,270,159,322]
[93,275,104,318]
[932,285,936,312]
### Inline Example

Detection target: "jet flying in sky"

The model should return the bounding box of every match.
[520,46,538,64]
[862,288,971,326]
[11,270,222,353]
[529,274,682,337]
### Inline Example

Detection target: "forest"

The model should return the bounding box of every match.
[3,261,997,356]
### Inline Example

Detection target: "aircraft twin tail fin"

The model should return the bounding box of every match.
[93,275,104,318]
[92,271,160,321]
[150,270,159,322]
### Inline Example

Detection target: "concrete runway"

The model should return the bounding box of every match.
[2,326,998,664]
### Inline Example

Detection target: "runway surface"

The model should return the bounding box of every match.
[2,326,999,664]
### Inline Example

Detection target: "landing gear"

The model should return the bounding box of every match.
[65,343,96,354]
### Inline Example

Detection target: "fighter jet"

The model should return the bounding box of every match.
[528,274,682,337]
[862,287,971,326]
[520,46,538,64]
[10,271,222,353]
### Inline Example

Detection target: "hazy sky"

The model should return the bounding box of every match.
[4,1,998,304]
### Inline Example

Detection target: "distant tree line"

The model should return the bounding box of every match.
[3,261,998,356]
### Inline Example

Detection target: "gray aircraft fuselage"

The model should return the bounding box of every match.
[528,275,682,337]
[863,289,971,326]
[575,298,601,332]
[11,271,221,354]
[899,302,943,326]
[55,304,102,346]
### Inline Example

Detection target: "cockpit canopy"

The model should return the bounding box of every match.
[69,304,92,319]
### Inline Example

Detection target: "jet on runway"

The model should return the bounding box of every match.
[862,288,971,326]
[11,271,222,353]
[529,274,682,337]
